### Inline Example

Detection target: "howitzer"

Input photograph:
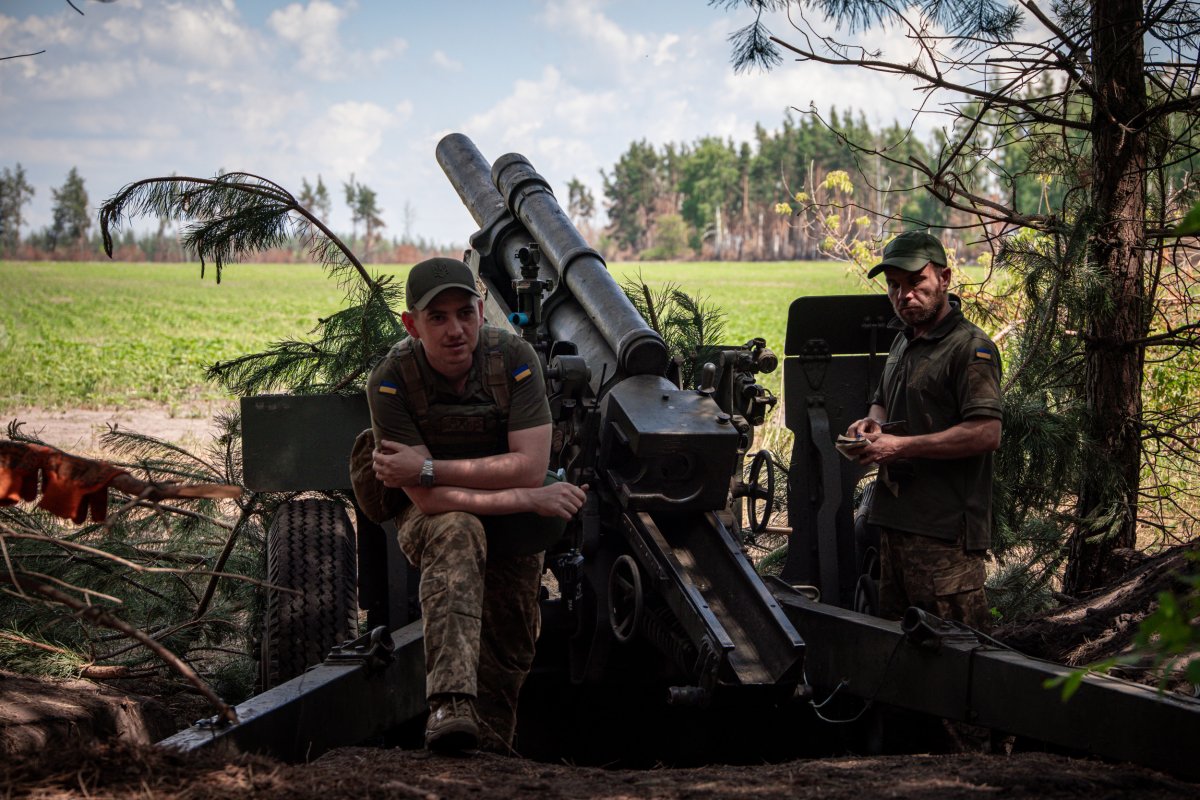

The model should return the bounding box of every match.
[163,135,1200,778]
[436,133,801,702]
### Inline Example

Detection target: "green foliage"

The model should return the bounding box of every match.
[982,227,1100,611]
[599,109,945,262]
[1174,200,1200,236]
[0,632,86,679]
[640,214,692,260]
[299,175,332,223]
[0,162,36,254]
[620,272,727,390]
[343,176,386,262]
[49,167,90,250]
[566,177,596,226]
[602,140,662,253]
[677,137,741,248]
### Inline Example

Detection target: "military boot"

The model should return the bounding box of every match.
[425,693,479,753]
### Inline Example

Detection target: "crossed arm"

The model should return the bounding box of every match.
[372,423,586,518]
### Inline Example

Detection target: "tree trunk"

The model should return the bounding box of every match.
[1065,0,1149,595]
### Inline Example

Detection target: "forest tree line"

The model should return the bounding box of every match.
[1,103,1130,265]
[7,102,1199,270]
[0,167,455,264]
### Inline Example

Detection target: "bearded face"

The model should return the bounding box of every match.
[884,263,951,332]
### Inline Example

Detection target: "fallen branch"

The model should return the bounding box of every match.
[0,527,292,595]
[0,571,238,725]
[109,472,242,502]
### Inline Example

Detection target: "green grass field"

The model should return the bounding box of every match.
[0,260,866,409]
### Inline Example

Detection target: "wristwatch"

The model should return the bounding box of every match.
[419,458,435,488]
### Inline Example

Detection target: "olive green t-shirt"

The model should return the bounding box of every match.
[867,305,1003,550]
[366,326,551,456]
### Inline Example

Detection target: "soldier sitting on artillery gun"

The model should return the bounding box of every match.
[846,232,1003,630]
[368,257,588,754]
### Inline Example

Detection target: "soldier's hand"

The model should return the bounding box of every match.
[846,417,881,437]
[373,439,425,487]
[528,481,588,520]
[856,433,904,465]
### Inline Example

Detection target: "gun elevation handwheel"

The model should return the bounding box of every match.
[746,449,776,534]
[608,554,644,644]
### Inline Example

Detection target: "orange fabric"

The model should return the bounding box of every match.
[38,449,126,524]
[0,441,45,506]
[0,441,127,524]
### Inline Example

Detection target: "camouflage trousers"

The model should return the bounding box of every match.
[397,506,543,749]
[878,528,991,631]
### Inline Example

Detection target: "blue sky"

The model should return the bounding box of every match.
[1,0,928,247]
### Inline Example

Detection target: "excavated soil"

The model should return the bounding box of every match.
[2,742,1196,800]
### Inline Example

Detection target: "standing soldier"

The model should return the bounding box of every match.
[369,257,587,753]
[845,232,1003,629]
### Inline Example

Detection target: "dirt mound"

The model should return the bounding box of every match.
[996,543,1199,690]
[2,742,1195,800]
[0,670,176,757]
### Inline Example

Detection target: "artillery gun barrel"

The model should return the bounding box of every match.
[435,132,510,238]
[437,133,668,378]
[490,152,667,377]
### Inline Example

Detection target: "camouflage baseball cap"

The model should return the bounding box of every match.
[405,257,481,311]
[867,231,947,278]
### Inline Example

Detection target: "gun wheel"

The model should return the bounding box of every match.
[608,554,644,644]
[260,498,358,690]
[746,449,776,534]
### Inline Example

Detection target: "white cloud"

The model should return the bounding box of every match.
[268,3,407,77]
[139,2,259,70]
[0,10,83,50]
[539,0,680,80]
[35,54,147,101]
[431,49,462,72]
[541,0,642,64]
[716,21,945,138]
[368,37,408,66]
[653,33,679,66]
[462,66,620,146]
[268,0,347,78]
[298,101,398,176]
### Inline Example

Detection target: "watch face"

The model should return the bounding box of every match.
[420,459,434,487]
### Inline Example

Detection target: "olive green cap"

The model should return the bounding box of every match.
[867,231,947,278]
[405,257,481,311]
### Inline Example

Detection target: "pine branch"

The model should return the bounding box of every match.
[1,572,237,725]
[0,528,280,593]
[100,173,378,290]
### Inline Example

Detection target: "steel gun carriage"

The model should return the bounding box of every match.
[164,135,1200,778]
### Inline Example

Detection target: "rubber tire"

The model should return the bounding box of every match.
[260,498,358,690]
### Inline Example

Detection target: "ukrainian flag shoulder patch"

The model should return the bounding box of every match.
[512,364,533,382]
[377,380,399,395]
[974,348,993,361]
